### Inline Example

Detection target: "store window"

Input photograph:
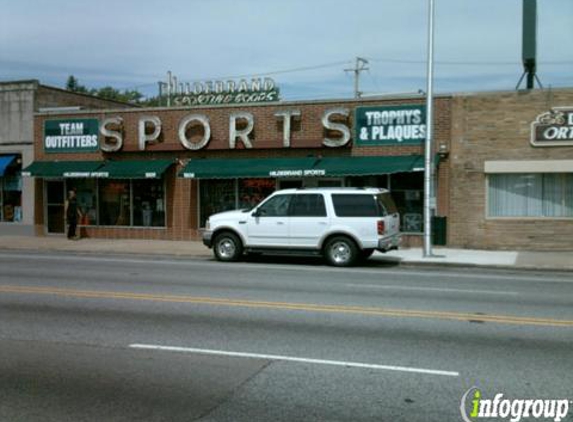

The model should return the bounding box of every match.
[65,178,167,227]
[133,179,165,227]
[391,172,424,232]
[199,178,276,227]
[488,173,573,218]
[239,179,275,209]
[346,173,422,232]
[199,179,236,227]
[67,179,98,225]
[99,180,131,226]
[0,155,22,223]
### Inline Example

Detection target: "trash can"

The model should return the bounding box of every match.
[432,216,447,246]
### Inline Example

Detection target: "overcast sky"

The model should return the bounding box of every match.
[1,0,572,100]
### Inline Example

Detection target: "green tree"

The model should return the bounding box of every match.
[65,75,89,94]
[64,76,150,105]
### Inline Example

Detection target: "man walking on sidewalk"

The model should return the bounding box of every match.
[65,189,81,240]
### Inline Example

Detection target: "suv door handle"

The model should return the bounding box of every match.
[277,221,285,225]
[318,222,327,225]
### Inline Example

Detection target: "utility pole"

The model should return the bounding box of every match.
[345,57,369,98]
[423,0,435,257]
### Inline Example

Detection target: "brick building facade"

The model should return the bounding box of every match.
[28,95,450,245]
[26,87,573,250]
[449,88,573,250]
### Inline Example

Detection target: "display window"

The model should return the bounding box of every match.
[199,178,276,227]
[388,172,424,233]
[133,179,165,227]
[199,179,236,228]
[346,172,423,232]
[0,155,22,223]
[68,179,98,225]
[63,178,166,227]
[99,180,131,226]
[239,179,275,209]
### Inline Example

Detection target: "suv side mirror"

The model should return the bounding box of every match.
[251,208,261,217]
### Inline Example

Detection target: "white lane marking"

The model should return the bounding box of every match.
[1,252,573,284]
[345,284,520,296]
[129,343,459,377]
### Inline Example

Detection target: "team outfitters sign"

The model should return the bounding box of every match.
[355,105,426,146]
[531,107,573,147]
[44,119,99,153]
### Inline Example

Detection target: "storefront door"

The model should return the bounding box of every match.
[45,180,65,234]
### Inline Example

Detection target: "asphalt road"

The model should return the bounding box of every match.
[0,251,572,422]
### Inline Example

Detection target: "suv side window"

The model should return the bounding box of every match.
[257,194,293,217]
[332,194,381,217]
[289,194,327,217]
[376,193,397,215]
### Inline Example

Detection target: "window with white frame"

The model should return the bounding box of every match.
[488,173,573,218]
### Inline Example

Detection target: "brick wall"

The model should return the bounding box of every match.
[449,88,573,250]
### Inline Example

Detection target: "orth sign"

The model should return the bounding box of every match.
[531,107,573,147]
[355,105,426,146]
[44,119,99,153]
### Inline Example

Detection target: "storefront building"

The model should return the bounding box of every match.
[27,95,451,246]
[26,87,573,250]
[448,88,573,250]
[0,79,135,236]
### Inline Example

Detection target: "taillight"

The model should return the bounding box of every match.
[377,220,385,235]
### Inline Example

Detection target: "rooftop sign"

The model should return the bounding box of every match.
[158,71,280,106]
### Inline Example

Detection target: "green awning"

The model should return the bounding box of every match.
[22,161,104,178]
[179,155,424,179]
[94,160,173,179]
[22,160,174,179]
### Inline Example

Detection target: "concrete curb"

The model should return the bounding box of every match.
[1,244,572,273]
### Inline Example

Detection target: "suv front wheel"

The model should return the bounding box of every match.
[324,236,358,267]
[213,232,243,262]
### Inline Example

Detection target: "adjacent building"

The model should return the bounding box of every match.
[0,80,136,235]
[449,88,573,249]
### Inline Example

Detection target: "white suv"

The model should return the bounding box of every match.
[202,188,401,266]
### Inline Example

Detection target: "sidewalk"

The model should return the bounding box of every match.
[0,235,571,271]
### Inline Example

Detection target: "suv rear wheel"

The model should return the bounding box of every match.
[213,232,243,262]
[324,236,358,267]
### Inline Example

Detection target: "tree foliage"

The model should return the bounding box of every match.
[65,75,160,106]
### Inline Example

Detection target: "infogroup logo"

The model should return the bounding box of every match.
[460,387,570,422]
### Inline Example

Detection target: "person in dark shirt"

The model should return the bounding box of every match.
[65,189,81,240]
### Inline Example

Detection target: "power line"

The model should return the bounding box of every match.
[162,60,353,85]
[366,56,573,66]
[117,60,354,92]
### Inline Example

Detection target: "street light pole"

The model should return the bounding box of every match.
[423,0,435,257]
